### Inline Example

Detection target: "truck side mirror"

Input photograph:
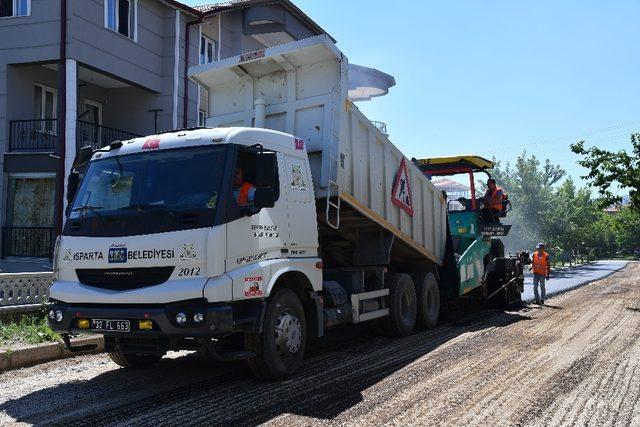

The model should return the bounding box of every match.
[67,171,80,204]
[255,152,276,188]
[254,187,275,209]
[66,171,80,217]
[73,145,94,169]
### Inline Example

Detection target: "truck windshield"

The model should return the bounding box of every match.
[65,145,228,236]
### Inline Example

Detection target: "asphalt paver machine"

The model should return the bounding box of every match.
[415,155,527,307]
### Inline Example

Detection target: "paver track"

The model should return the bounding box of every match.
[0,263,638,426]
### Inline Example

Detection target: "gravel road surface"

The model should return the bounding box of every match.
[1,262,639,426]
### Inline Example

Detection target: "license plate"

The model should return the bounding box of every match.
[90,319,130,332]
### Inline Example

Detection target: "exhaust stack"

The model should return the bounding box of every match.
[254,98,266,128]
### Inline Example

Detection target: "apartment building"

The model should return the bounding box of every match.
[0,0,329,257]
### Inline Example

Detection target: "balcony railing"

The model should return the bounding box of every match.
[1,227,56,259]
[9,119,58,151]
[76,120,140,151]
[8,119,140,152]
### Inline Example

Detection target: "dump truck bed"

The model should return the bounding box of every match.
[189,35,447,265]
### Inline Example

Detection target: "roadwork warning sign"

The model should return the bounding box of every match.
[391,158,414,216]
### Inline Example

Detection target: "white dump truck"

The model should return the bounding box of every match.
[48,35,450,380]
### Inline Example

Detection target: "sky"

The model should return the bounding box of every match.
[185,0,640,191]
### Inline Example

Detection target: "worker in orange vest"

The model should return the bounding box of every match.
[531,243,551,305]
[481,178,506,223]
[233,166,256,206]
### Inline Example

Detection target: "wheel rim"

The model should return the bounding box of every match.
[274,311,302,358]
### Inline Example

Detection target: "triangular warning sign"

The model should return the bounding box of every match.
[391,158,414,216]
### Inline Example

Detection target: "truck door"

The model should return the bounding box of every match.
[284,154,318,254]
[225,151,290,299]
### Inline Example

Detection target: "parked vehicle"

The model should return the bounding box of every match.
[48,36,524,380]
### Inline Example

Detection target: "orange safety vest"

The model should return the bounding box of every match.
[487,186,505,211]
[532,251,550,276]
[237,182,255,206]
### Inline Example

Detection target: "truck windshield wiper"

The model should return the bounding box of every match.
[117,203,166,211]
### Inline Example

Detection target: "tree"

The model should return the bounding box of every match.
[570,134,640,211]
[490,151,565,252]
[611,207,640,255]
[583,213,618,258]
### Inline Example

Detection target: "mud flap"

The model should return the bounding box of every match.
[61,333,98,353]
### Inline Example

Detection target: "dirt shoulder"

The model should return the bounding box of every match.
[0,263,638,426]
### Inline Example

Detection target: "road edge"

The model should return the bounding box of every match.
[0,336,104,372]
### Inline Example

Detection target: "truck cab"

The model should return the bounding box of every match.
[49,127,323,378]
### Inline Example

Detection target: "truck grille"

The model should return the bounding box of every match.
[76,267,175,290]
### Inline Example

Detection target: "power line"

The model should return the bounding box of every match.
[484,120,640,156]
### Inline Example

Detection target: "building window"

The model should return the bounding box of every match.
[105,0,137,40]
[200,35,216,64]
[0,0,30,17]
[34,84,57,134]
[198,109,207,127]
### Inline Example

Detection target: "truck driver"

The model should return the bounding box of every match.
[234,165,256,206]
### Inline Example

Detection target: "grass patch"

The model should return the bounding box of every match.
[0,312,59,347]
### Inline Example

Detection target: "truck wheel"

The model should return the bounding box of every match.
[108,351,163,368]
[416,272,440,329]
[382,273,417,337]
[245,289,307,380]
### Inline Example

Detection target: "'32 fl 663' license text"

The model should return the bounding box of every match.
[90,319,130,332]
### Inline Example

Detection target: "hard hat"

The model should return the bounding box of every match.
[536,243,545,249]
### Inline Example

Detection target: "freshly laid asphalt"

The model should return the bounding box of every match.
[522,260,629,302]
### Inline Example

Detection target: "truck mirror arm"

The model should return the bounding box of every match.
[240,205,261,217]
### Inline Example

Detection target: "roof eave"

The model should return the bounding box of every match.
[200,0,336,43]
[160,0,203,17]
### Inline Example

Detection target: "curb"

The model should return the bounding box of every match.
[0,336,104,372]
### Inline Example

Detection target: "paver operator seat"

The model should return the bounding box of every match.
[412,155,512,237]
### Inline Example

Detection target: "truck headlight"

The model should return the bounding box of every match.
[52,236,61,281]
[175,312,187,325]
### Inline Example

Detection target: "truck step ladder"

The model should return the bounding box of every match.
[351,289,390,323]
[325,129,341,230]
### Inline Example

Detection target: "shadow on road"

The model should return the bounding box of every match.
[523,303,562,310]
[1,309,531,425]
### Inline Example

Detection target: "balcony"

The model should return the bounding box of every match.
[8,119,140,152]
[9,119,58,151]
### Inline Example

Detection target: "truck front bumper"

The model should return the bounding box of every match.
[47,298,265,338]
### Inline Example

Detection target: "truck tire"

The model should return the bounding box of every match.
[416,272,440,329]
[108,351,163,368]
[381,273,417,337]
[245,289,307,380]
